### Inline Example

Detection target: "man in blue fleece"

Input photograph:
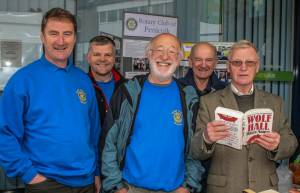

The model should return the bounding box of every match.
[101,33,204,193]
[0,8,101,193]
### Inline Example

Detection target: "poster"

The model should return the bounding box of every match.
[0,40,41,90]
[122,39,150,78]
[1,41,22,67]
[122,12,178,79]
[124,12,177,38]
[122,39,149,58]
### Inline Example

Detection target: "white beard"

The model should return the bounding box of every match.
[148,59,178,82]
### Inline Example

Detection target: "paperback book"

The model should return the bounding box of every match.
[215,107,274,150]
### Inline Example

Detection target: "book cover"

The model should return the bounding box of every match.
[215,107,274,150]
[243,108,274,145]
[243,189,279,193]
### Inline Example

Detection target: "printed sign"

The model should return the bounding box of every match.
[123,12,177,38]
[255,71,294,82]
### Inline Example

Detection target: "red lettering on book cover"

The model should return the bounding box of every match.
[217,113,238,122]
[247,114,272,131]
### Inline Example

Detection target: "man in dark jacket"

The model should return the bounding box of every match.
[87,36,125,191]
[179,42,226,97]
[87,35,125,128]
[179,42,226,193]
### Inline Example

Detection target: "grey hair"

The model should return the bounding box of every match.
[189,42,217,59]
[228,40,259,60]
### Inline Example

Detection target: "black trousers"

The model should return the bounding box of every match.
[25,179,94,193]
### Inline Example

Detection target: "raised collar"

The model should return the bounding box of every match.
[183,69,225,96]
[230,83,254,96]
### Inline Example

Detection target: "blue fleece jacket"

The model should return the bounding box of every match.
[122,80,184,191]
[0,55,101,187]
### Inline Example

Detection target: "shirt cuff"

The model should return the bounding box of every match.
[202,132,212,144]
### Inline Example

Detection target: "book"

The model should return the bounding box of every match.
[243,189,279,193]
[214,107,274,150]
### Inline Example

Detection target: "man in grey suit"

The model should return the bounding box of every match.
[191,40,298,193]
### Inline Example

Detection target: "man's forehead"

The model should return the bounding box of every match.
[91,44,114,52]
[195,46,215,55]
[152,35,180,48]
[92,43,113,48]
[47,18,73,25]
[153,44,178,49]
[45,19,74,30]
[197,44,214,51]
[231,47,258,59]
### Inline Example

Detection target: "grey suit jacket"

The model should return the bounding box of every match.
[191,85,298,193]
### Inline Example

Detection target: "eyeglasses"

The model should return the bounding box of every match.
[229,60,258,67]
[192,58,215,64]
[150,47,179,57]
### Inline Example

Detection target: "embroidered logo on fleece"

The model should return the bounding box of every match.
[172,110,183,125]
[76,89,87,104]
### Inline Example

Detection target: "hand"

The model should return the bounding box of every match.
[253,132,280,151]
[289,188,300,193]
[116,188,128,193]
[29,174,47,184]
[204,120,229,144]
[94,176,101,193]
[175,187,190,193]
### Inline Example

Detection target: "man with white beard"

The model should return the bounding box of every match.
[101,33,204,193]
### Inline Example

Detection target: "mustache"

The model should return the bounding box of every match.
[155,61,177,67]
[156,61,172,64]
[197,67,211,71]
